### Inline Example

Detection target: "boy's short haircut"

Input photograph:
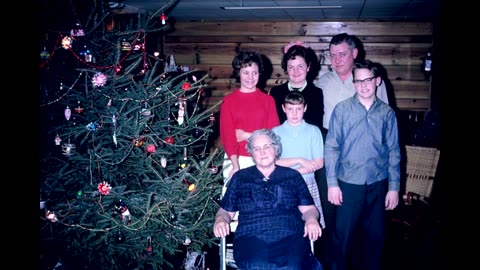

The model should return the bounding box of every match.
[283,91,306,106]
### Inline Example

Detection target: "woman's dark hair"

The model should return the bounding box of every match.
[281,45,313,72]
[231,51,264,83]
[282,45,319,82]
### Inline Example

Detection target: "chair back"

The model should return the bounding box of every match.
[405,145,440,199]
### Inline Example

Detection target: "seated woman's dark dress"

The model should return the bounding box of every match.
[221,165,317,269]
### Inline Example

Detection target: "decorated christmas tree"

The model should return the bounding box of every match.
[39,1,224,269]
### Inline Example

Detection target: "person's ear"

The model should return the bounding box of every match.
[282,104,287,113]
[304,104,308,112]
[375,76,381,86]
[352,48,358,59]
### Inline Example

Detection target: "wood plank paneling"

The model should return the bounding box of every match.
[164,21,433,113]
[186,65,427,81]
[170,22,433,36]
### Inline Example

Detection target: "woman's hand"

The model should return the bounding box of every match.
[213,208,233,238]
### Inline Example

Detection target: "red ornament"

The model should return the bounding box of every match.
[98,181,112,195]
[160,13,168,25]
[114,64,124,75]
[74,101,84,113]
[164,136,175,144]
[146,144,156,153]
[181,82,191,91]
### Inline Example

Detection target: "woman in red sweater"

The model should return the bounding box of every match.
[220,51,280,180]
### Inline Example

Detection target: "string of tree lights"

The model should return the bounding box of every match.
[39,1,225,269]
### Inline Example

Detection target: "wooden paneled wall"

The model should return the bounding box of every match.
[164,21,433,113]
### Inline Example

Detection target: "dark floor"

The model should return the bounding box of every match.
[39,199,441,270]
[203,200,442,270]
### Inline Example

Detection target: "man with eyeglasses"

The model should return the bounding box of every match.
[313,33,390,270]
[324,59,400,270]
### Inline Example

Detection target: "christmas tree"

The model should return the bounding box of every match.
[39,1,224,269]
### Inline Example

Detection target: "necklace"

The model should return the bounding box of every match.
[287,81,307,92]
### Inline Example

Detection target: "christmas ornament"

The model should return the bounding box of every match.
[114,64,124,75]
[141,108,152,117]
[79,46,92,62]
[92,72,108,87]
[160,156,167,168]
[181,82,191,91]
[133,39,145,51]
[114,200,132,223]
[61,142,76,156]
[146,237,153,256]
[86,122,100,131]
[77,190,83,197]
[146,144,156,153]
[183,236,192,245]
[133,137,146,147]
[54,134,62,145]
[97,181,112,195]
[160,13,168,25]
[74,100,84,113]
[165,54,177,72]
[46,210,58,222]
[121,39,131,51]
[113,132,117,146]
[40,199,46,210]
[61,36,72,49]
[183,147,188,160]
[209,166,218,174]
[64,106,71,121]
[116,230,125,243]
[164,136,174,144]
[208,113,215,125]
[70,22,85,37]
[40,46,50,59]
[170,207,177,221]
[183,179,196,192]
[177,98,186,125]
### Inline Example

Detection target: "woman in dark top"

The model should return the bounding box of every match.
[269,42,325,133]
[213,129,323,269]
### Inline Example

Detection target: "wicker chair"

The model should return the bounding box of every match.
[403,145,440,203]
[390,145,440,241]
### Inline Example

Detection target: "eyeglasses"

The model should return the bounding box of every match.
[252,143,275,153]
[353,76,376,85]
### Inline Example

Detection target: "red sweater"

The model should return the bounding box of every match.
[220,88,280,158]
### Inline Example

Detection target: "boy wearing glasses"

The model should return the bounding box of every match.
[314,33,390,269]
[324,59,401,270]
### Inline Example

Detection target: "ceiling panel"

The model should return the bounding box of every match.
[114,0,442,22]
